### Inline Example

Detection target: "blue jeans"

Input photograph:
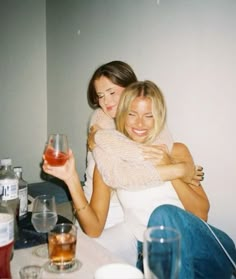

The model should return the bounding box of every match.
[136,205,236,279]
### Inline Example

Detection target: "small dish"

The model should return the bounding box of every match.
[44,259,82,274]
[94,263,144,279]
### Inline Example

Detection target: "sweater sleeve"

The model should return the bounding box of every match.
[93,140,163,190]
[93,128,175,190]
[89,108,115,129]
[90,109,174,190]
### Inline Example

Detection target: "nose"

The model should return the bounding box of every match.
[135,117,144,127]
[103,94,112,105]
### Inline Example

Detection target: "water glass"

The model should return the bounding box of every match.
[19,265,43,279]
[31,194,58,233]
[31,194,58,258]
[143,226,181,279]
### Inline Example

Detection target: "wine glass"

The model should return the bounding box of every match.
[31,194,58,257]
[143,226,181,279]
[44,134,69,166]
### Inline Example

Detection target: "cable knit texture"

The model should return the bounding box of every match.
[90,108,174,191]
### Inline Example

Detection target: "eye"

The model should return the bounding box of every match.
[97,94,104,99]
[145,114,153,118]
[128,112,136,116]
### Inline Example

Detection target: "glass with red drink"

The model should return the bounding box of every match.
[44,134,69,166]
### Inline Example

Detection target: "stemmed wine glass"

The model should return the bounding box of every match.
[31,194,58,258]
[44,134,69,166]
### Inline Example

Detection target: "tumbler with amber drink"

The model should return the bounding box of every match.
[47,223,79,273]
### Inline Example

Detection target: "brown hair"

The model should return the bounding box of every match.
[87,61,137,109]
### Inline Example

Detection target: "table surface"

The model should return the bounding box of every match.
[11,228,125,279]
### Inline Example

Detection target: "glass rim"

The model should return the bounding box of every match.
[34,194,55,200]
[49,222,77,233]
[144,225,181,242]
[48,133,67,137]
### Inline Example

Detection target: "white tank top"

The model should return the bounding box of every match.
[117,181,184,241]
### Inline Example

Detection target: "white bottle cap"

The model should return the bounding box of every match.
[13,166,22,173]
[0,158,12,166]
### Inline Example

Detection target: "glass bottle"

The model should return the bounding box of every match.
[0,186,14,279]
[13,166,28,220]
[0,158,19,241]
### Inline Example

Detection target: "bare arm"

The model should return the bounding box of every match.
[142,143,204,186]
[170,143,210,220]
[42,150,110,237]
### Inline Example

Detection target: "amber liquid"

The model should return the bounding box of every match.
[48,233,76,269]
[0,241,14,279]
[45,148,69,166]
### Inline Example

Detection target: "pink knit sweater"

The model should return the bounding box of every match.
[90,108,174,190]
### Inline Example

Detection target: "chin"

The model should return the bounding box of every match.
[132,137,146,143]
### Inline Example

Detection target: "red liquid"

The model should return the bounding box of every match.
[0,241,14,279]
[45,148,69,166]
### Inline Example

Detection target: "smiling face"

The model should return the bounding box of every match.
[94,76,125,118]
[125,96,154,143]
[116,81,166,144]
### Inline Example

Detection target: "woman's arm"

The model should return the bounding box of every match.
[143,142,209,219]
[142,143,203,186]
[42,150,110,237]
[169,143,210,221]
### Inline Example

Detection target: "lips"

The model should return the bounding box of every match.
[132,128,148,136]
[106,105,115,111]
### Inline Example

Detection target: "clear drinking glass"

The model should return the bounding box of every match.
[19,265,43,279]
[44,134,69,166]
[31,194,58,257]
[143,226,181,279]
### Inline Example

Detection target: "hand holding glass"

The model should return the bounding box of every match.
[143,226,181,279]
[44,134,69,166]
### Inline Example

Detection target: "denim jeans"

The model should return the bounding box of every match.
[136,205,236,279]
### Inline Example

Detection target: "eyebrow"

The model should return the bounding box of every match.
[97,87,115,95]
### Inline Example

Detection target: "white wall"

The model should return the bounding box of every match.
[1,0,236,242]
[0,0,47,181]
[46,0,236,242]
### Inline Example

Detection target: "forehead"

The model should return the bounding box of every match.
[130,96,152,111]
[94,76,117,93]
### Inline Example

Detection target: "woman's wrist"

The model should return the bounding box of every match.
[65,171,80,186]
[157,163,186,181]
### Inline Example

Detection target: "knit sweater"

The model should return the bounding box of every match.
[90,108,174,191]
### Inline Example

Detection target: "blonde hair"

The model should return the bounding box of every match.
[115,80,167,144]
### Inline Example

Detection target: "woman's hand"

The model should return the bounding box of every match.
[142,143,204,186]
[42,149,77,183]
[87,125,101,151]
[190,165,204,186]
[142,144,171,166]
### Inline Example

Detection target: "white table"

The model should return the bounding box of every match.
[11,229,125,279]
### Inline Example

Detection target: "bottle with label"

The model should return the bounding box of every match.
[0,186,14,279]
[13,166,28,220]
[0,158,19,241]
